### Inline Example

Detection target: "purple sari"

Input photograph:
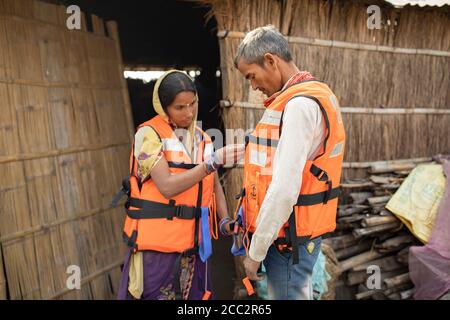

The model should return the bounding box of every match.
[117,248,213,300]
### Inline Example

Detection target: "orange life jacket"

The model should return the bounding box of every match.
[240,80,345,256]
[120,115,216,253]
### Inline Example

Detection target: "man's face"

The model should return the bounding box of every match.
[237,56,283,97]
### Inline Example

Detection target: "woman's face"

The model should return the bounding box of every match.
[165,91,198,129]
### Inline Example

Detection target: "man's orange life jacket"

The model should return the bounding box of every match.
[240,80,345,260]
[119,115,215,253]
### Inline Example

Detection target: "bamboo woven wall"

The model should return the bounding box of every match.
[0,0,134,299]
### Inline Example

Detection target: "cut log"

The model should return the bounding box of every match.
[355,289,380,300]
[373,190,391,196]
[367,195,391,205]
[369,163,416,174]
[350,192,373,204]
[369,175,403,185]
[346,269,406,287]
[352,255,403,272]
[353,222,401,238]
[339,250,385,272]
[383,282,414,296]
[379,209,394,216]
[394,170,413,175]
[396,247,410,265]
[370,175,393,184]
[341,180,375,188]
[387,287,415,300]
[335,223,354,231]
[338,214,367,224]
[335,241,373,260]
[380,183,401,190]
[337,205,370,217]
[361,215,398,228]
[376,234,415,250]
[323,234,358,251]
[384,273,411,289]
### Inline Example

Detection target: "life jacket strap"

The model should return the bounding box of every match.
[295,187,341,206]
[126,198,202,220]
[109,175,132,208]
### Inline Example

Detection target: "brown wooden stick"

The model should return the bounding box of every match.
[384,273,411,289]
[376,235,415,250]
[361,215,398,228]
[322,234,358,251]
[352,255,403,272]
[367,195,391,205]
[339,250,385,272]
[353,222,401,238]
[335,241,373,261]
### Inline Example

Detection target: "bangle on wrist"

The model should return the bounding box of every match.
[204,158,221,175]
[219,217,232,236]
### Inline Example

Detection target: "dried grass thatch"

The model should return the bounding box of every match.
[0,0,133,299]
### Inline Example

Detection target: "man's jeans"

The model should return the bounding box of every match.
[262,237,322,300]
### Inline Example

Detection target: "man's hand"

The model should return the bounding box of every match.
[243,256,263,281]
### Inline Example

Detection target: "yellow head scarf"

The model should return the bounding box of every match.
[152,70,198,156]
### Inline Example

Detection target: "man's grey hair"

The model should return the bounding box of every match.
[234,25,293,68]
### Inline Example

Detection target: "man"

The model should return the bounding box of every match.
[234,25,345,300]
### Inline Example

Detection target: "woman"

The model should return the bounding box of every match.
[117,70,244,300]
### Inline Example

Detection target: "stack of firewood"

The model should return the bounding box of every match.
[323,159,429,300]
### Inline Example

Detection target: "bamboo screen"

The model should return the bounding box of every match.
[0,0,134,299]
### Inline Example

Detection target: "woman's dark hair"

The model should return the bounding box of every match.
[158,72,197,109]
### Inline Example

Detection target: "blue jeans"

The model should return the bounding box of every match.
[262,237,322,300]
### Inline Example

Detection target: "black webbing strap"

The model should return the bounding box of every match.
[310,164,329,182]
[109,175,132,208]
[194,181,203,252]
[309,164,333,204]
[244,134,250,147]
[295,187,341,206]
[167,162,198,169]
[288,213,299,265]
[122,230,138,249]
[246,134,279,148]
[126,198,202,220]
[274,234,313,247]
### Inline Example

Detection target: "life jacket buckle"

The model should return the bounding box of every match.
[173,205,195,220]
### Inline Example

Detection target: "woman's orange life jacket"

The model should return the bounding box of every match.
[241,80,346,251]
[121,115,215,253]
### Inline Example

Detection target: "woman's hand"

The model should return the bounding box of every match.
[215,144,245,166]
[219,217,233,236]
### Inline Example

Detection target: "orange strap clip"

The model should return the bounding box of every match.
[242,277,255,296]
[202,290,212,300]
